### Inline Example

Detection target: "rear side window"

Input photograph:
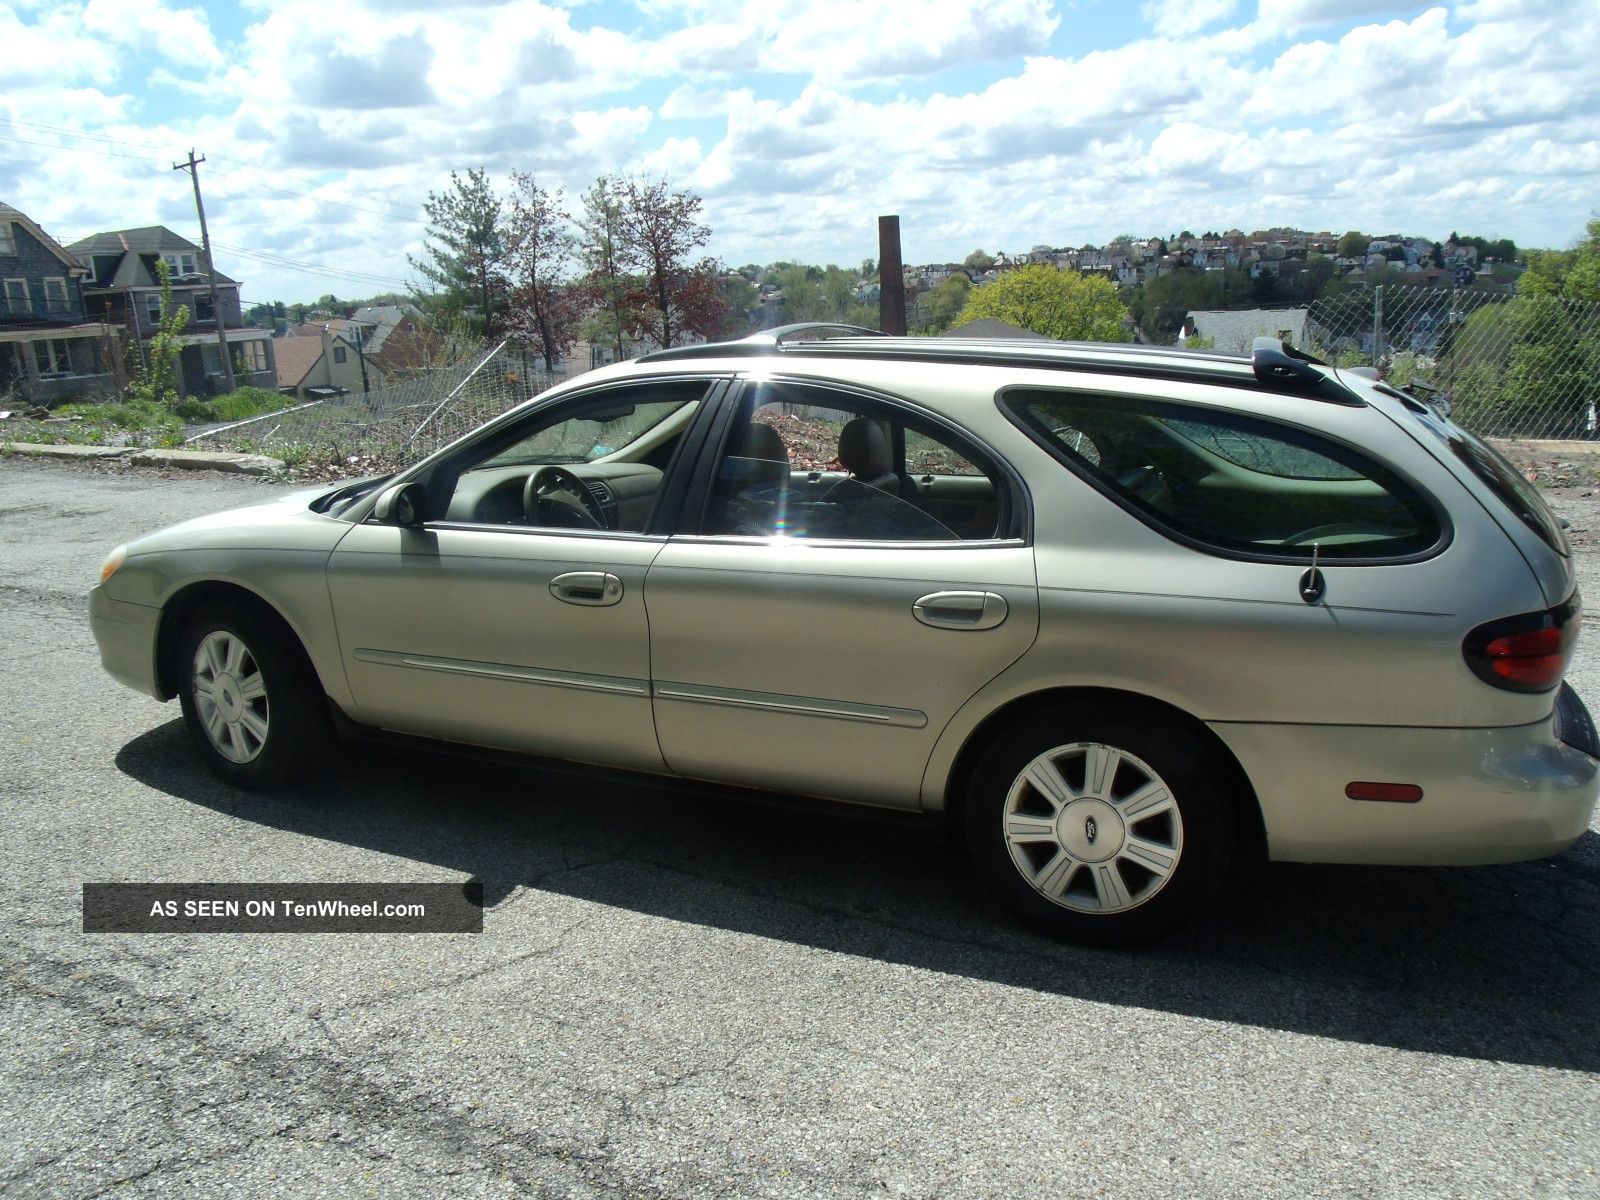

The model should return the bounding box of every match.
[1448,430,1569,557]
[1005,391,1444,562]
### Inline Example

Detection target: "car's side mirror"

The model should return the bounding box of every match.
[372,481,426,527]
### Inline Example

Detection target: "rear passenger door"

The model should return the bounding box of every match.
[645,379,1038,809]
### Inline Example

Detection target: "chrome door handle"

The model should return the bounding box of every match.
[550,571,623,607]
[913,590,1008,630]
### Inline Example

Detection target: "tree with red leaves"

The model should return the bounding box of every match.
[616,178,728,350]
[502,172,581,373]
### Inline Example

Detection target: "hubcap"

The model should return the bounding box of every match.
[192,631,269,764]
[1003,741,1183,914]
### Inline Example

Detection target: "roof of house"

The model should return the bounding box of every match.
[1182,308,1309,355]
[64,226,240,290]
[272,335,324,389]
[0,201,87,271]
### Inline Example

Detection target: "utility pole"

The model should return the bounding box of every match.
[173,149,236,392]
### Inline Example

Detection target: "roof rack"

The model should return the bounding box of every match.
[638,322,885,362]
[638,329,1359,404]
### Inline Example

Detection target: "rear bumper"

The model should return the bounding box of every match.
[1210,705,1600,865]
[88,586,164,700]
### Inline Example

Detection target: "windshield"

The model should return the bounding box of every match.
[479,399,692,469]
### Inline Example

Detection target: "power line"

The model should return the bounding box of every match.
[211,241,415,289]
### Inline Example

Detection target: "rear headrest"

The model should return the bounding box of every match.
[838,417,892,478]
[736,422,789,464]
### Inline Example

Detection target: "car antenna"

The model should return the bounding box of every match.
[1298,543,1326,605]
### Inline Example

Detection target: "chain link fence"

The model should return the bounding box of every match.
[1300,284,1600,440]
[186,342,564,473]
[176,285,1600,474]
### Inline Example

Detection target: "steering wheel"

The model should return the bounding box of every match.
[522,466,607,530]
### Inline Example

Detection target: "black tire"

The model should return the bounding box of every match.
[175,601,334,788]
[964,700,1234,946]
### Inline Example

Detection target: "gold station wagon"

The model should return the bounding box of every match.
[90,327,1600,944]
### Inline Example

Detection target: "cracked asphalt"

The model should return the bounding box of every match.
[3,457,1599,1199]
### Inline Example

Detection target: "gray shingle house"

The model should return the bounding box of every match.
[66,226,275,398]
[0,201,124,405]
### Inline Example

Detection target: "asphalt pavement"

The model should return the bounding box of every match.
[2,456,1598,1199]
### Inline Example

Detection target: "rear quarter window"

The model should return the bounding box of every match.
[1004,390,1445,563]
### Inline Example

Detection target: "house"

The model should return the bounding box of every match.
[66,226,276,398]
[1179,308,1309,353]
[0,202,124,405]
[273,324,368,400]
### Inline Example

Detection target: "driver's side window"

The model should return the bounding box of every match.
[430,383,705,532]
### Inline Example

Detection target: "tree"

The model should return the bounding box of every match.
[916,273,971,333]
[1519,216,1600,302]
[1337,230,1370,259]
[409,168,503,337]
[576,175,634,360]
[128,259,189,409]
[964,249,995,271]
[502,171,580,372]
[716,272,759,337]
[617,177,726,349]
[959,265,1131,342]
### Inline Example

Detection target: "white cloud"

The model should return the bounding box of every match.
[1253,0,1433,34]
[1,0,1595,301]
[1143,0,1238,37]
[82,0,224,68]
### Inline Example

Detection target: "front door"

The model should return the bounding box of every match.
[325,379,712,771]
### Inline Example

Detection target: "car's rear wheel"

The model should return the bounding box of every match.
[176,602,332,788]
[964,701,1233,946]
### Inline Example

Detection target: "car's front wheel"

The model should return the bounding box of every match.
[964,701,1233,946]
[176,602,333,788]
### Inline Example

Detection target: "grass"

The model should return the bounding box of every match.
[174,386,294,424]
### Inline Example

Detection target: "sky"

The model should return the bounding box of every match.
[1,0,1596,306]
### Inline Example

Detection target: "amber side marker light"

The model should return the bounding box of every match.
[98,545,126,584]
[1345,782,1424,803]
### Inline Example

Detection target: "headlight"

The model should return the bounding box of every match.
[98,545,126,584]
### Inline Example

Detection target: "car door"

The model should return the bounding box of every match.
[325,379,717,771]
[645,378,1039,809]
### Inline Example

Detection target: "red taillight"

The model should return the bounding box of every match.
[1463,597,1580,693]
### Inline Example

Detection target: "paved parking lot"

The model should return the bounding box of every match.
[3,457,1598,1199]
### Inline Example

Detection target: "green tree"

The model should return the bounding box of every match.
[409,168,503,337]
[128,259,189,410]
[1337,230,1370,259]
[963,249,994,271]
[916,273,971,333]
[959,266,1131,342]
[1519,216,1600,302]
[576,175,634,360]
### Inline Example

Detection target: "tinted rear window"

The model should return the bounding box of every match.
[1447,430,1570,557]
[1005,391,1444,562]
